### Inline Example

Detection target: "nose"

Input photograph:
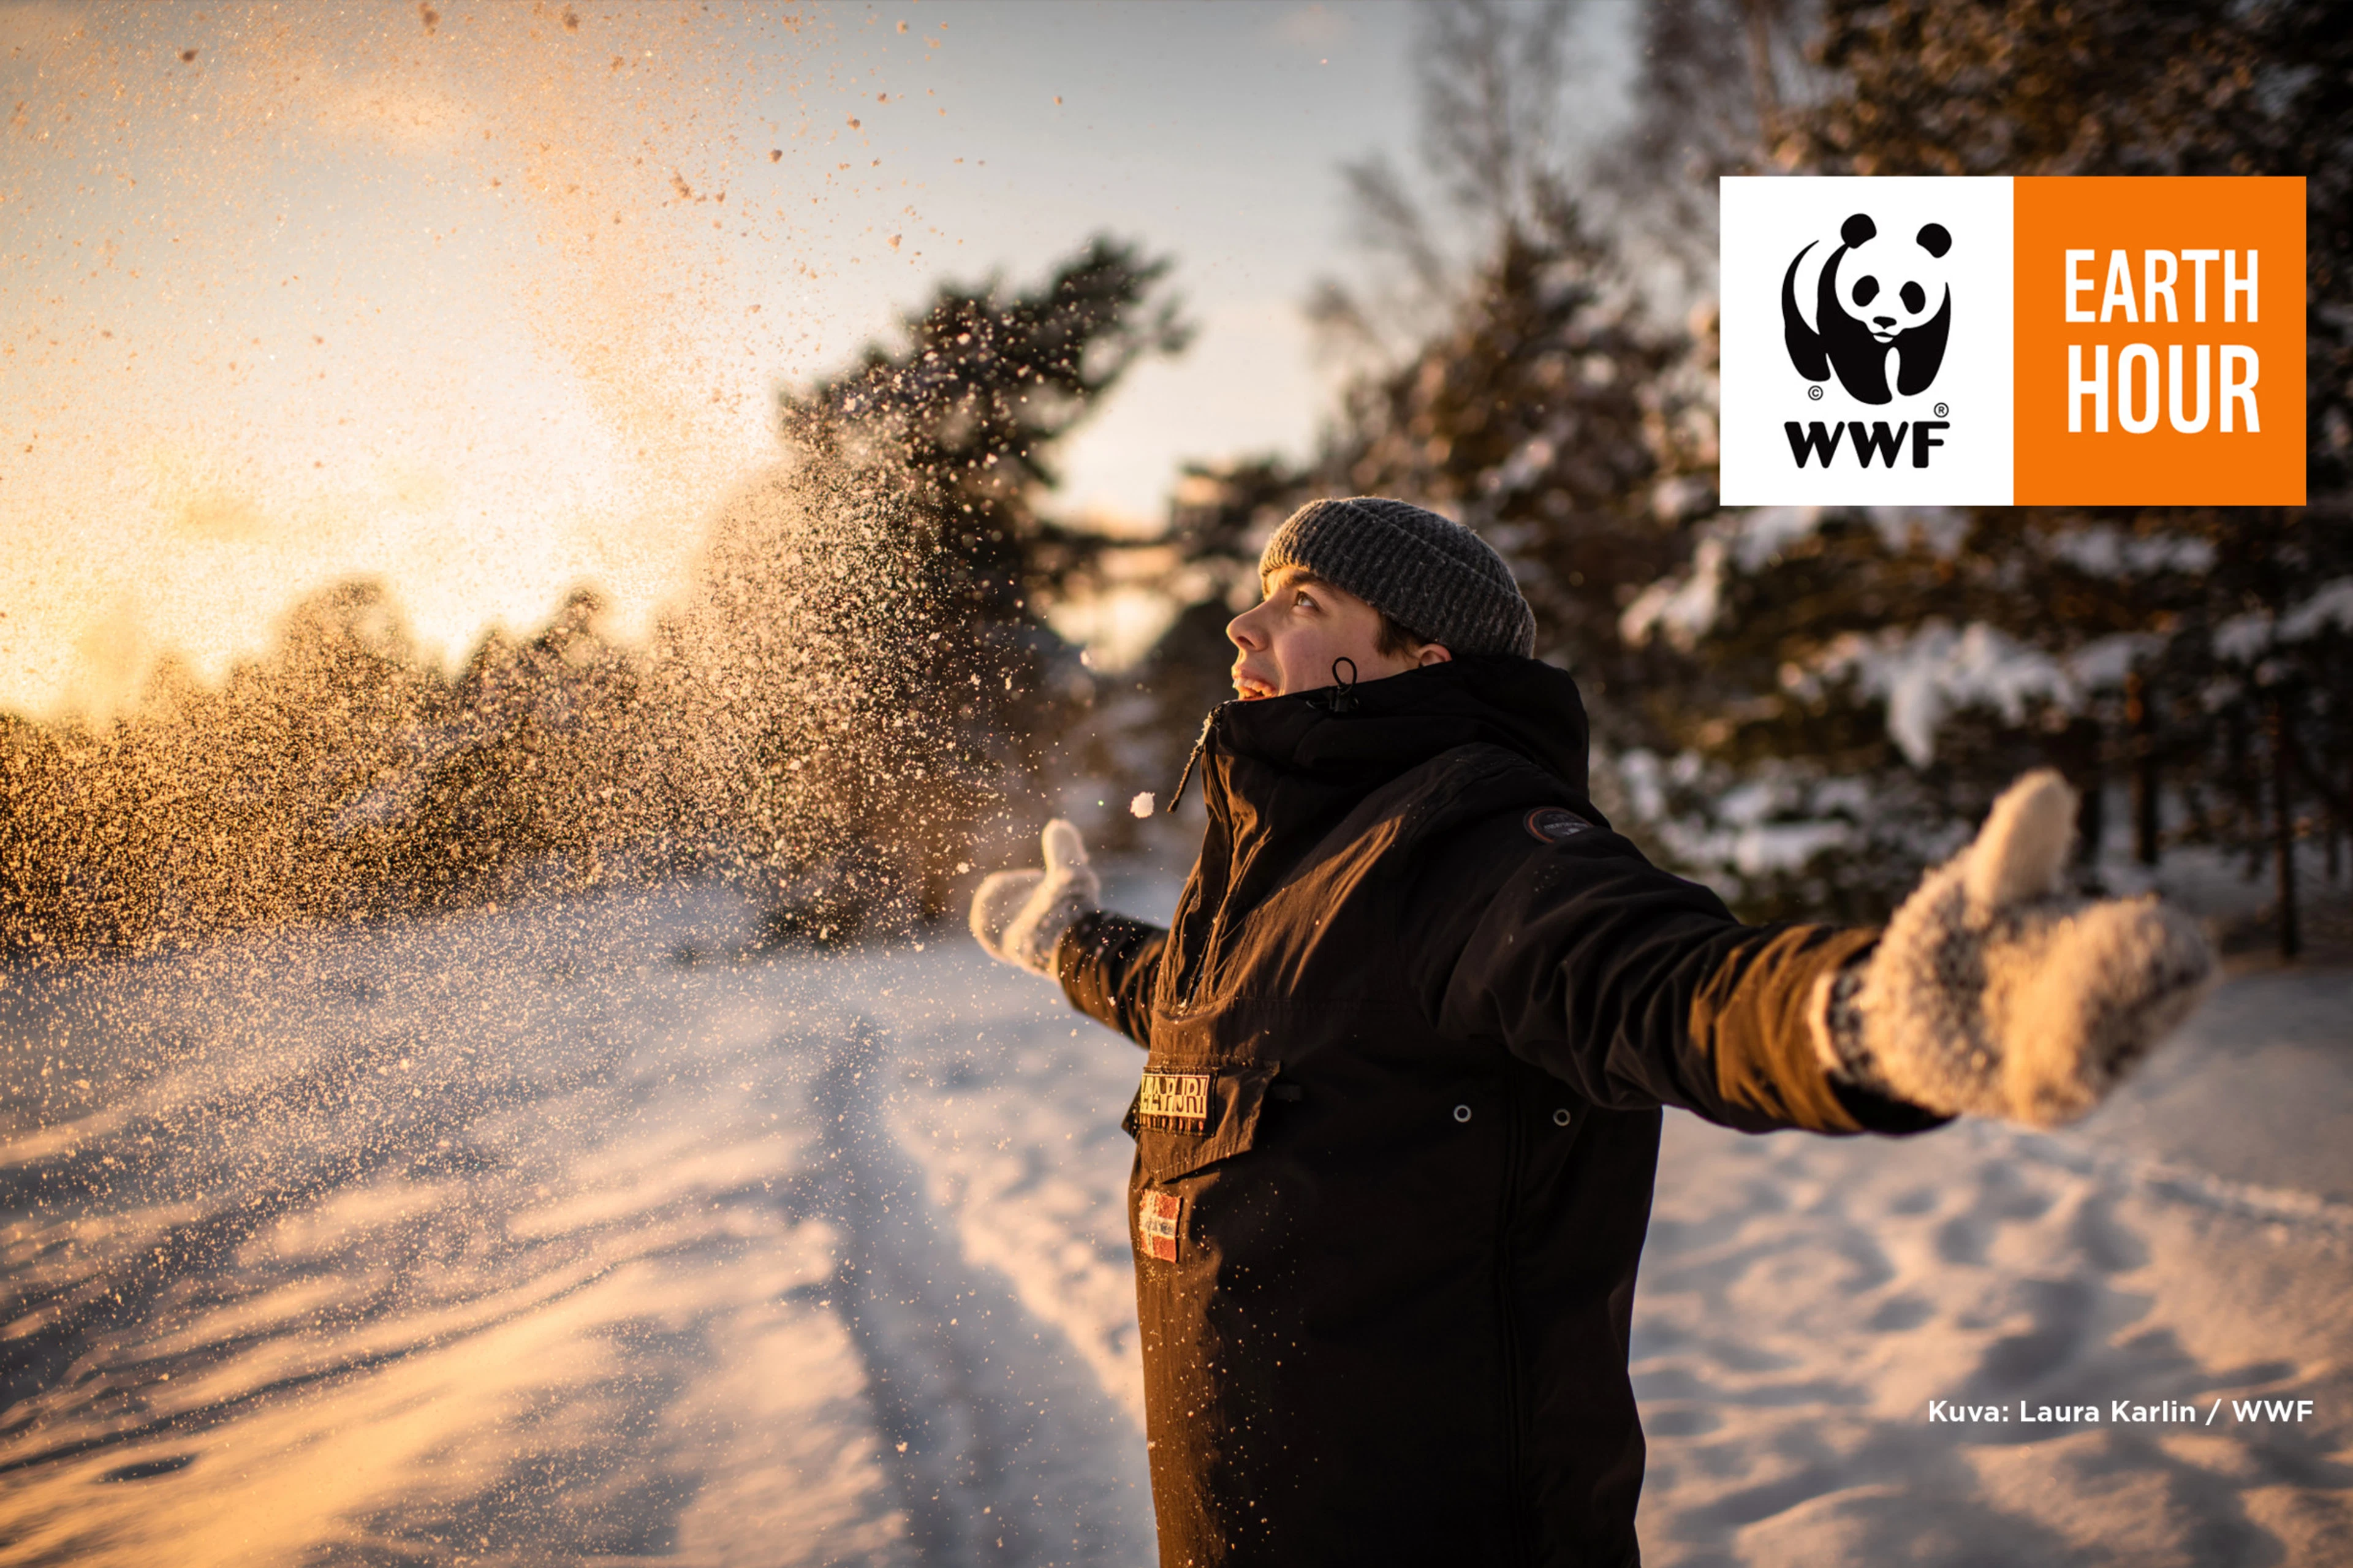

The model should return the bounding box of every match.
[1226,604,1267,653]
[1872,315,1896,328]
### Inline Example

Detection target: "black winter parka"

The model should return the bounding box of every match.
[1053,656,1944,1568]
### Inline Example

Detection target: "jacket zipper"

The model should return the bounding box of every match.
[1496,1077,1531,1564]
[1165,703,1232,1008]
[1163,704,1225,815]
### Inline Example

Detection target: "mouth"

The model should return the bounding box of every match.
[1231,667,1276,700]
[1869,329,1897,343]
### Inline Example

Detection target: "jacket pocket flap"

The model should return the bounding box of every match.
[1124,1061,1278,1180]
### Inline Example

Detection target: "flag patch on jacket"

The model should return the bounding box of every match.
[1139,1189,1183,1262]
[1135,1070,1211,1132]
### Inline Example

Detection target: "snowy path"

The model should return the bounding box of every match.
[0,882,2346,1565]
[0,887,1148,1567]
[1632,964,2353,1567]
[808,1018,1147,1562]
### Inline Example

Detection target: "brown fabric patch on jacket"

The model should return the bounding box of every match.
[1693,923,1882,1134]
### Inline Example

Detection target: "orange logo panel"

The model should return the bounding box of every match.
[2014,177,2304,506]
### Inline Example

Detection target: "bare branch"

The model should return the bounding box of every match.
[1337,153,1453,299]
[1417,0,1577,232]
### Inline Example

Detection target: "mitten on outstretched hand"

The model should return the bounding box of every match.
[1817,770,2216,1127]
[969,819,1101,978]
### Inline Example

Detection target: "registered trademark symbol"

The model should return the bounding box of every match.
[1808,385,1823,401]
[1934,402,1949,417]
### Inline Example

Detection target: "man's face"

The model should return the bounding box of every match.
[1225,566,1449,699]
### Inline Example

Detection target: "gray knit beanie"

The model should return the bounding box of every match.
[1259,497,1536,659]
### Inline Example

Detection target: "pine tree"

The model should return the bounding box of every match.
[1290,2,1713,754]
[1324,199,1705,744]
[656,236,1189,934]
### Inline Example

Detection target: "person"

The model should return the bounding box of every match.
[968,496,2213,1567]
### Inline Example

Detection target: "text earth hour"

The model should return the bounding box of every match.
[2064,248,2260,434]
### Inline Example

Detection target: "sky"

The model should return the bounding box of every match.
[0,1,1457,716]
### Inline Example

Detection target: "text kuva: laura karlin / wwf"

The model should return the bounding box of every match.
[1927,1397,2318,1425]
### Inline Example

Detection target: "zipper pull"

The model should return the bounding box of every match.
[1165,706,1218,814]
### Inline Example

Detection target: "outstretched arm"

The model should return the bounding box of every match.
[1415,771,2213,1137]
[968,818,1164,1049]
[1413,814,1917,1135]
[1056,912,1165,1049]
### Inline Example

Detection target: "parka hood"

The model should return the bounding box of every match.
[1163,656,1608,999]
[1207,654,1605,826]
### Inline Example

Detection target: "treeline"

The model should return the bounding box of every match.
[0,585,648,956]
[7,1,2348,962]
[0,239,1184,960]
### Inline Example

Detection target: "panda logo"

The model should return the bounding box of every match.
[1781,213,1953,405]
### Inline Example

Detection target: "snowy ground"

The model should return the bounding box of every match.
[1632,961,2353,1567]
[0,879,2346,1566]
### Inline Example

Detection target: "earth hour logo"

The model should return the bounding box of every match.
[1720,175,2301,506]
[1781,213,1955,404]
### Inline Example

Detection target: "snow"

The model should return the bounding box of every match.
[1605,748,1891,888]
[1625,765,1864,876]
[2281,577,2353,642]
[1818,620,2077,768]
[2219,576,2353,662]
[1620,536,1729,653]
[1634,963,2353,1566]
[1618,509,1827,652]
[1864,505,1971,560]
[1614,515,2237,770]
[2045,526,2218,580]
[2214,610,2277,664]
[0,888,1151,1567]
[2064,631,2166,691]
[1616,504,1980,658]
[1732,506,1828,571]
[2,881,2348,1564]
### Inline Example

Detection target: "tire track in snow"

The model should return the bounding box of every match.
[809,1017,1150,1567]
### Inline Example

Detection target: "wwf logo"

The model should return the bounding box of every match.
[1781,213,1953,405]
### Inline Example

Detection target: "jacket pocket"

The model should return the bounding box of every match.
[1124,1060,1279,1181]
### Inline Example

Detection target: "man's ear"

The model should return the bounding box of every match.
[1416,644,1453,667]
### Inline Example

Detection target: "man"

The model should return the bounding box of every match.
[969,496,2213,1567]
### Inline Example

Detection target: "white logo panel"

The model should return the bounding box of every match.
[1721,177,2014,505]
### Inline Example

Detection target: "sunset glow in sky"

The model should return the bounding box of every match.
[1,1,1420,716]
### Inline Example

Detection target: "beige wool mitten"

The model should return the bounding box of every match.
[969,819,1102,978]
[1816,770,2217,1127]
